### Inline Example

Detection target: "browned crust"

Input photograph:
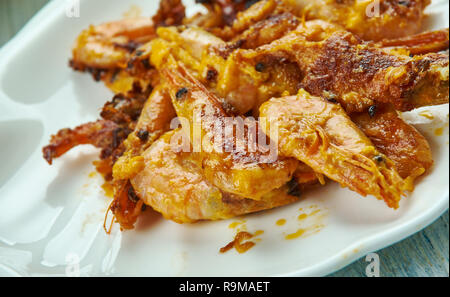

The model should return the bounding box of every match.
[352,108,433,181]
[305,36,449,111]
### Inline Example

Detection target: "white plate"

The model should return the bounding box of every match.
[0,0,448,277]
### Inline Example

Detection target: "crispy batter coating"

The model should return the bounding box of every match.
[162,62,299,200]
[100,82,152,129]
[239,22,449,112]
[260,90,406,208]
[152,20,304,115]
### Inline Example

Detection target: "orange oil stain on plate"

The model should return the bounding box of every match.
[297,214,308,221]
[419,111,434,120]
[283,205,328,240]
[298,209,320,221]
[254,230,264,236]
[434,127,444,136]
[276,219,287,226]
[228,220,247,230]
[285,229,306,240]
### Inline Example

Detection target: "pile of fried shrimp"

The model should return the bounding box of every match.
[43,0,449,231]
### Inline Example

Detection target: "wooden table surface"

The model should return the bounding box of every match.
[0,0,448,277]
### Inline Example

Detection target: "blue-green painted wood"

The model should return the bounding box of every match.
[331,211,449,277]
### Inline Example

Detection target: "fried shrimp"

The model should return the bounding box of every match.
[282,0,430,41]
[109,85,176,229]
[131,129,299,223]
[161,62,299,200]
[70,17,157,71]
[155,20,448,116]
[152,17,303,115]
[111,87,173,192]
[351,107,433,189]
[43,120,127,165]
[239,22,449,112]
[69,0,186,95]
[43,0,449,231]
[259,90,406,208]
[70,0,186,72]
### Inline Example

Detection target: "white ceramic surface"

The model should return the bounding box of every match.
[0,0,448,277]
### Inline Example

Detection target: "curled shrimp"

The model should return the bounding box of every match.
[71,17,156,71]
[259,89,406,208]
[131,129,299,223]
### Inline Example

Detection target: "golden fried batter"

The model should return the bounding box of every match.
[162,62,299,200]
